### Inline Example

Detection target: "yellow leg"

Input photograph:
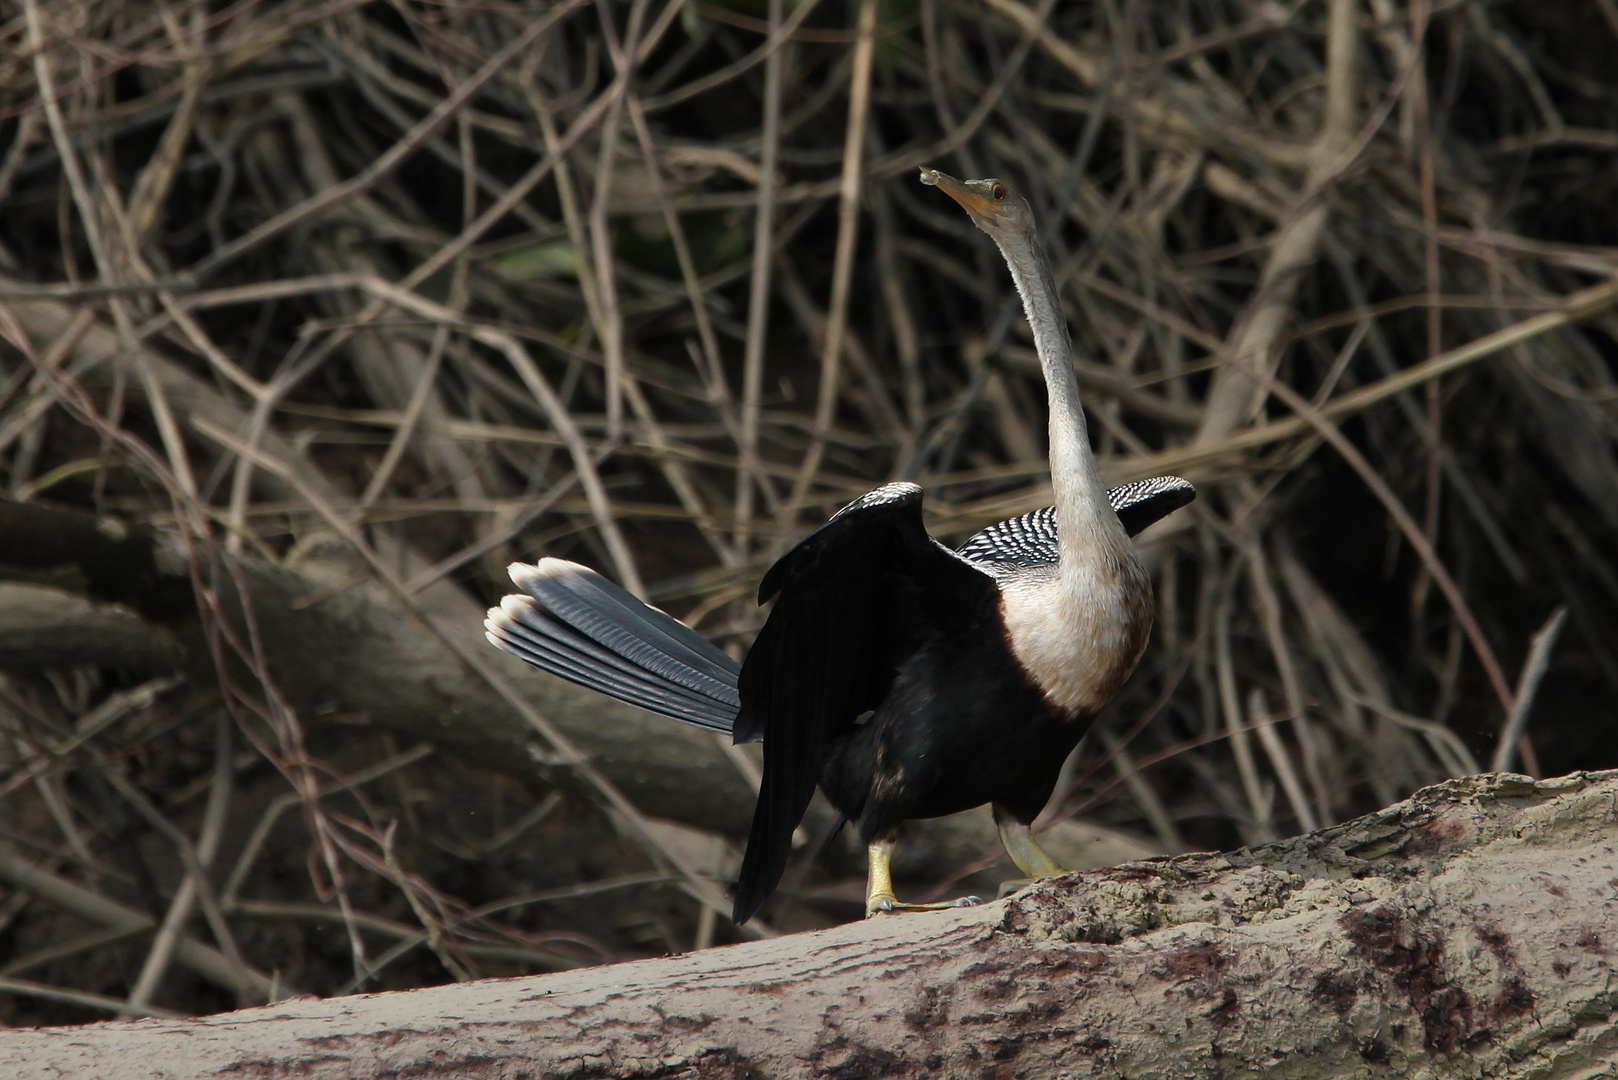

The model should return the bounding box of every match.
[994,815,1066,898]
[865,839,899,915]
[865,839,982,917]
[996,819,1066,878]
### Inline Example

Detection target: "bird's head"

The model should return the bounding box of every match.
[919,167,1035,242]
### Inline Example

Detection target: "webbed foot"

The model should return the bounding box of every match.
[866,892,983,917]
[996,877,1038,899]
[864,839,982,916]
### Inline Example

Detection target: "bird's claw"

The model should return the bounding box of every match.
[997,878,1038,899]
[865,893,982,917]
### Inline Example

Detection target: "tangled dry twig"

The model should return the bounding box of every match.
[0,0,1615,1022]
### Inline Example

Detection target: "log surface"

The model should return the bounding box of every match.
[2,771,1614,1079]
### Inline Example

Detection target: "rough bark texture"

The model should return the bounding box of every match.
[1,770,1612,1079]
[0,582,184,672]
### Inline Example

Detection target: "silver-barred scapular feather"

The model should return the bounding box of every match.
[485,476,1194,733]
[487,169,1203,927]
[955,475,1195,569]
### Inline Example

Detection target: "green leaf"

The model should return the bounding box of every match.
[495,241,579,281]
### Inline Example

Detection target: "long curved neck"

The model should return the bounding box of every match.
[995,231,1128,570]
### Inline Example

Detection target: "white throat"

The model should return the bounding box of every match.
[992,224,1151,712]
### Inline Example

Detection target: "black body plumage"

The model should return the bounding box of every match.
[485,477,1194,923]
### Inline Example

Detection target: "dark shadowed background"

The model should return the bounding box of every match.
[0,0,1615,1024]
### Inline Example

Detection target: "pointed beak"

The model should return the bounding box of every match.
[919,167,995,221]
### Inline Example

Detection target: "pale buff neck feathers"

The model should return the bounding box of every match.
[988,204,1152,714]
[999,552,1152,715]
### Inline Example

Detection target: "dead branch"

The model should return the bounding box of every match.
[0,499,1147,883]
[1,771,1612,1078]
[1,0,1617,1024]
[0,499,758,837]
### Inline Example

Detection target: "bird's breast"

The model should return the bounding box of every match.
[997,560,1152,715]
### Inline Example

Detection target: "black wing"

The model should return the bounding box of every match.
[1108,475,1197,536]
[730,482,995,923]
[955,475,1196,568]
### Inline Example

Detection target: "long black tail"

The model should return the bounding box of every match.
[485,559,741,733]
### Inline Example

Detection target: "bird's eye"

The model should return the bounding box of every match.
[992,185,1007,201]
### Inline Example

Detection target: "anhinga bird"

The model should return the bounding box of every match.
[486,169,1194,924]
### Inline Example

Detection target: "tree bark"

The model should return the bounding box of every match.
[1,770,1612,1079]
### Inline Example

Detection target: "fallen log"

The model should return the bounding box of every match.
[0,293,1162,901]
[0,499,1157,882]
[0,499,758,835]
[1,770,1611,1079]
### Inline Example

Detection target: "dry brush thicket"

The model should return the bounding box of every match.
[0,0,1614,1027]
